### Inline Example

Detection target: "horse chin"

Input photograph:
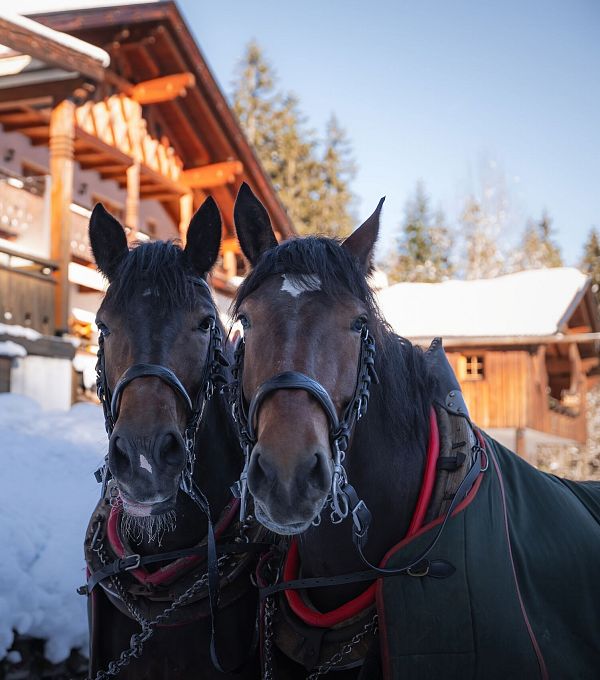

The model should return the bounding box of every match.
[120,493,177,518]
[254,501,317,536]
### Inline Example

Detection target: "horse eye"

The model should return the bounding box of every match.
[198,316,215,332]
[352,316,367,332]
[96,321,110,337]
[237,315,250,330]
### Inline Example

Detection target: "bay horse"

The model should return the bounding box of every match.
[229,183,600,679]
[84,198,261,679]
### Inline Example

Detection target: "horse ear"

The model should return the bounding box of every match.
[234,182,277,266]
[342,197,385,272]
[185,196,222,276]
[89,203,128,281]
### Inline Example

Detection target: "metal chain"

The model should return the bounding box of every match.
[261,596,377,680]
[261,596,276,680]
[305,614,378,680]
[90,536,231,680]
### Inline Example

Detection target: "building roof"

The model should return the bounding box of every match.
[378,268,595,340]
[25,1,295,240]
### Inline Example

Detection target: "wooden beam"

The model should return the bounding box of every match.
[131,73,195,105]
[181,161,243,189]
[49,99,75,334]
[0,16,107,81]
[178,192,193,245]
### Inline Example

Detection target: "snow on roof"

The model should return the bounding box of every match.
[377,267,590,339]
[0,394,105,661]
[20,0,161,14]
[1,9,110,66]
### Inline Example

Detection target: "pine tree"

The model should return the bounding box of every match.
[513,211,563,270]
[385,181,454,283]
[581,227,600,302]
[460,196,504,280]
[315,114,356,238]
[231,42,356,237]
[232,41,277,149]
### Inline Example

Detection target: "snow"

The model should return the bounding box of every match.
[0,341,26,358]
[378,267,590,338]
[0,10,110,66]
[0,323,42,341]
[19,0,160,15]
[0,394,106,662]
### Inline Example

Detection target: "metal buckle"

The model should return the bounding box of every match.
[351,500,369,536]
[123,554,141,571]
[407,561,429,577]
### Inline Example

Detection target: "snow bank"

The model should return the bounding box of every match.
[0,394,106,662]
[0,341,26,358]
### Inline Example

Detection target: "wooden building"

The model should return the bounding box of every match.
[0,2,294,408]
[378,268,600,460]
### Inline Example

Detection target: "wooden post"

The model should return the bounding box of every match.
[125,101,143,234]
[49,99,75,334]
[223,250,237,279]
[126,162,140,232]
[179,191,194,245]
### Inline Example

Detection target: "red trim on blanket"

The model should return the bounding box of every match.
[377,436,487,680]
[106,497,239,587]
[283,408,440,628]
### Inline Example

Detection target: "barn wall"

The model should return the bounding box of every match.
[447,347,587,444]
[447,350,531,429]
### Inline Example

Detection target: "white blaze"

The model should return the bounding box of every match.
[139,454,153,473]
[280,274,321,297]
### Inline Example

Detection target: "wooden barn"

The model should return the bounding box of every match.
[378,268,600,464]
[0,1,294,408]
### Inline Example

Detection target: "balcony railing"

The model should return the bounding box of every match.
[0,244,58,335]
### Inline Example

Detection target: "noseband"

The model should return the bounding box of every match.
[95,277,229,495]
[229,324,378,530]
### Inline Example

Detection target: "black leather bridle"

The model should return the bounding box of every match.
[94,277,228,496]
[229,324,378,534]
[92,276,247,674]
[229,321,485,593]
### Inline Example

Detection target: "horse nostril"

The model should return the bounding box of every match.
[160,433,185,468]
[109,436,130,475]
[248,452,276,494]
[305,452,330,492]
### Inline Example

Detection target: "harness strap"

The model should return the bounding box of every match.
[87,542,272,593]
[259,439,485,599]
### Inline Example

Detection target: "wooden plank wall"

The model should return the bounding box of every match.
[0,268,56,335]
[447,350,531,429]
[447,348,587,443]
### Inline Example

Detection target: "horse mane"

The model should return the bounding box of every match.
[233,236,436,439]
[106,240,202,311]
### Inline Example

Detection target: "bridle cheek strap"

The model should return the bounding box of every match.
[110,363,194,422]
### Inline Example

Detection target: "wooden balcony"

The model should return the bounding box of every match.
[0,244,58,335]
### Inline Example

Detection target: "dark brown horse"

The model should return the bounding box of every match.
[230,184,600,680]
[85,198,260,680]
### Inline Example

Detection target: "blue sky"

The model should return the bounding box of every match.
[179,0,599,265]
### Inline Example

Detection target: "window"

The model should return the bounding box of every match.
[458,354,485,381]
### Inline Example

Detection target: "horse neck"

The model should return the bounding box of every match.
[296,341,431,610]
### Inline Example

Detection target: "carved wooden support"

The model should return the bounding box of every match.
[49,99,75,334]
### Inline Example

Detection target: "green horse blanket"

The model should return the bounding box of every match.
[377,433,600,680]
